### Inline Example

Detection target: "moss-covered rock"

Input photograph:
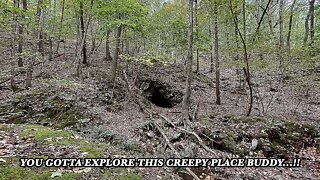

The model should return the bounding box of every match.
[258,121,320,157]
[20,125,107,158]
[198,114,320,158]
[6,87,89,129]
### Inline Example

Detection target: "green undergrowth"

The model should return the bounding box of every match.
[0,157,80,180]
[20,125,108,158]
[0,124,140,179]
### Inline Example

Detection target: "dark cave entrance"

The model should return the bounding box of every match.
[150,88,174,108]
[140,80,183,108]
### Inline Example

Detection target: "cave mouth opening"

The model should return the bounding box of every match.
[150,88,174,108]
[141,80,183,108]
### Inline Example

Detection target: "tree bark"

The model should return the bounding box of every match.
[18,0,27,67]
[105,29,112,61]
[209,22,213,73]
[111,26,122,84]
[195,0,199,73]
[90,21,97,53]
[230,0,253,116]
[79,1,87,65]
[287,0,296,50]
[304,1,312,46]
[242,0,246,41]
[76,0,94,76]
[56,0,65,53]
[11,0,18,91]
[36,0,44,56]
[214,1,221,105]
[309,0,315,46]
[255,0,261,25]
[182,0,194,124]
[279,0,284,49]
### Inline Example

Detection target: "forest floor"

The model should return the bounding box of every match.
[0,40,319,179]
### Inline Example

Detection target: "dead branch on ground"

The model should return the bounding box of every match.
[150,114,200,180]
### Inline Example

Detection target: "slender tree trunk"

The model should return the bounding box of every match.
[209,22,213,73]
[254,0,273,39]
[56,0,65,53]
[255,0,261,25]
[79,1,87,65]
[126,33,130,55]
[18,0,27,67]
[279,0,284,49]
[40,2,47,57]
[76,0,94,76]
[53,0,57,24]
[111,26,122,84]
[91,21,97,52]
[309,0,315,46]
[105,29,112,61]
[11,0,18,91]
[36,0,44,56]
[234,21,242,89]
[267,0,276,39]
[230,0,253,116]
[304,1,311,46]
[242,0,246,41]
[279,0,284,71]
[287,0,296,50]
[26,67,32,89]
[121,29,125,53]
[48,0,55,60]
[195,0,199,73]
[182,0,194,124]
[214,1,221,105]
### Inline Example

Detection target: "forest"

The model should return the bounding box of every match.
[0,0,319,179]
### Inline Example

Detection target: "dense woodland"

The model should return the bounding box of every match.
[0,0,319,179]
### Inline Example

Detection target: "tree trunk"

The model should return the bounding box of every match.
[279,0,284,71]
[111,26,122,84]
[56,0,65,53]
[309,0,315,46]
[76,0,94,76]
[255,0,261,25]
[11,0,18,91]
[48,0,55,60]
[230,0,253,116]
[242,0,246,41]
[267,0,276,39]
[287,0,296,50]
[286,0,296,50]
[182,0,194,124]
[195,0,199,73]
[18,0,27,67]
[234,22,242,89]
[105,29,112,61]
[26,67,32,89]
[36,0,44,56]
[304,1,311,46]
[209,22,213,73]
[79,1,87,65]
[279,0,284,49]
[91,22,96,52]
[214,1,221,105]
